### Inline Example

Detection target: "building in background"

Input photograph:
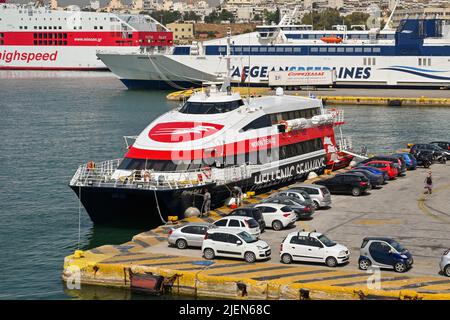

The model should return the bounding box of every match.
[392,3,450,27]
[167,22,194,43]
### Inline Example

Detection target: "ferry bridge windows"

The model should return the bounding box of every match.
[179,100,244,114]
[279,138,323,161]
[240,114,272,132]
[363,57,376,66]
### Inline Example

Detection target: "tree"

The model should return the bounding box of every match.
[344,12,370,28]
[204,10,219,23]
[183,11,201,22]
[253,14,262,22]
[263,8,279,25]
[150,10,182,24]
[219,9,235,23]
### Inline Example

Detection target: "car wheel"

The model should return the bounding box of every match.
[272,220,283,231]
[444,265,450,277]
[176,239,188,249]
[352,187,361,196]
[244,251,256,263]
[203,248,215,260]
[394,262,407,273]
[312,201,319,210]
[281,253,293,264]
[325,256,338,267]
[359,259,371,270]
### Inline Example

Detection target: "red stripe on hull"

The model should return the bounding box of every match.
[0,31,173,47]
[0,66,109,71]
[126,126,336,161]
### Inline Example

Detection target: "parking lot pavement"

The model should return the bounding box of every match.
[144,163,450,278]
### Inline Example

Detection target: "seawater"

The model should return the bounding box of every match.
[1,72,449,299]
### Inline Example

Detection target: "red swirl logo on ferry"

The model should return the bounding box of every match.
[148,122,224,143]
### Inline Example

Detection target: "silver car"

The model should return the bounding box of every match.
[290,185,332,209]
[440,249,450,277]
[168,223,214,249]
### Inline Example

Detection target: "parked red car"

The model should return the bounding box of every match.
[363,161,398,179]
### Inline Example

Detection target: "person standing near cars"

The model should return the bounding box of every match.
[424,171,433,194]
[202,189,211,217]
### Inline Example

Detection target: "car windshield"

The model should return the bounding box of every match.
[238,231,257,243]
[389,240,405,252]
[318,234,336,247]
[430,145,444,151]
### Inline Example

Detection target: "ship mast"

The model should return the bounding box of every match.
[220,27,232,93]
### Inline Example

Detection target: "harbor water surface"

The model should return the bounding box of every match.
[0,73,449,299]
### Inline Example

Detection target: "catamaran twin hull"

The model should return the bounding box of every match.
[70,154,327,227]
[98,52,450,90]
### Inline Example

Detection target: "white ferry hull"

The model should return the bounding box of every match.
[0,46,144,70]
[99,52,450,89]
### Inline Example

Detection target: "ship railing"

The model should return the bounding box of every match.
[325,108,344,125]
[337,136,353,152]
[70,159,253,190]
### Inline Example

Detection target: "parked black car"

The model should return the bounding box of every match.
[411,150,433,168]
[350,168,385,187]
[314,173,371,196]
[430,141,450,152]
[410,144,449,162]
[260,196,315,220]
[229,207,266,232]
[358,155,406,176]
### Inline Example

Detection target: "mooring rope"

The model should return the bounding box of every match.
[78,185,82,250]
[153,189,167,224]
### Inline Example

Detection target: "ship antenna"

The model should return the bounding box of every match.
[221,27,232,94]
[384,0,400,30]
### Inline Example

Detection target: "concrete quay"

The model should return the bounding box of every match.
[62,163,450,300]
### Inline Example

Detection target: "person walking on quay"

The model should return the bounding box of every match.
[424,171,433,194]
[202,189,211,217]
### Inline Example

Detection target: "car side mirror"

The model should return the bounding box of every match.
[236,240,242,245]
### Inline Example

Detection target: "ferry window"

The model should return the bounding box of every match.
[20,26,23,29]
[59,26,62,30]
[276,47,284,53]
[373,47,381,53]
[310,47,318,53]
[34,26,37,29]
[328,47,336,53]
[285,47,293,53]
[63,40,67,45]
[38,40,42,45]
[243,46,250,53]
[345,47,354,53]
[34,40,37,45]
[428,58,431,66]
[319,47,327,53]
[219,46,226,53]
[94,26,98,30]
[43,33,47,39]
[24,26,28,30]
[355,47,362,53]
[337,47,344,53]
[259,47,267,53]
[63,33,67,38]
[372,58,376,65]
[43,40,47,45]
[363,57,367,65]
[234,46,242,53]
[240,115,272,132]
[49,34,52,39]
[293,47,301,52]
[179,100,244,114]
[268,47,276,53]
[44,26,47,30]
[251,47,259,53]
[364,48,372,53]
[100,26,103,30]
[39,26,42,30]
[58,40,62,45]
[33,33,37,39]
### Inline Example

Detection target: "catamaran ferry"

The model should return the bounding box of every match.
[98,12,450,89]
[0,1,172,70]
[69,72,352,226]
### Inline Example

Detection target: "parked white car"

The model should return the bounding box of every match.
[254,203,297,231]
[213,216,260,237]
[280,231,350,267]
[202,229,271,263]
[440,249,450,277]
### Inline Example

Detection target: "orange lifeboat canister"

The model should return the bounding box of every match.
[320,36,343,44]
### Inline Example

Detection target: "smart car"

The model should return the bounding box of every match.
[358,237,413,273]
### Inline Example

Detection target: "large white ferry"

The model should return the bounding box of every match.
[69,61,352,226]
[0,1,172,70]
[98,12,450,89]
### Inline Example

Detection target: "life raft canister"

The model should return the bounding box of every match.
[320,36,343,44]
[86,161,96,170]
[201,166,212,179]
